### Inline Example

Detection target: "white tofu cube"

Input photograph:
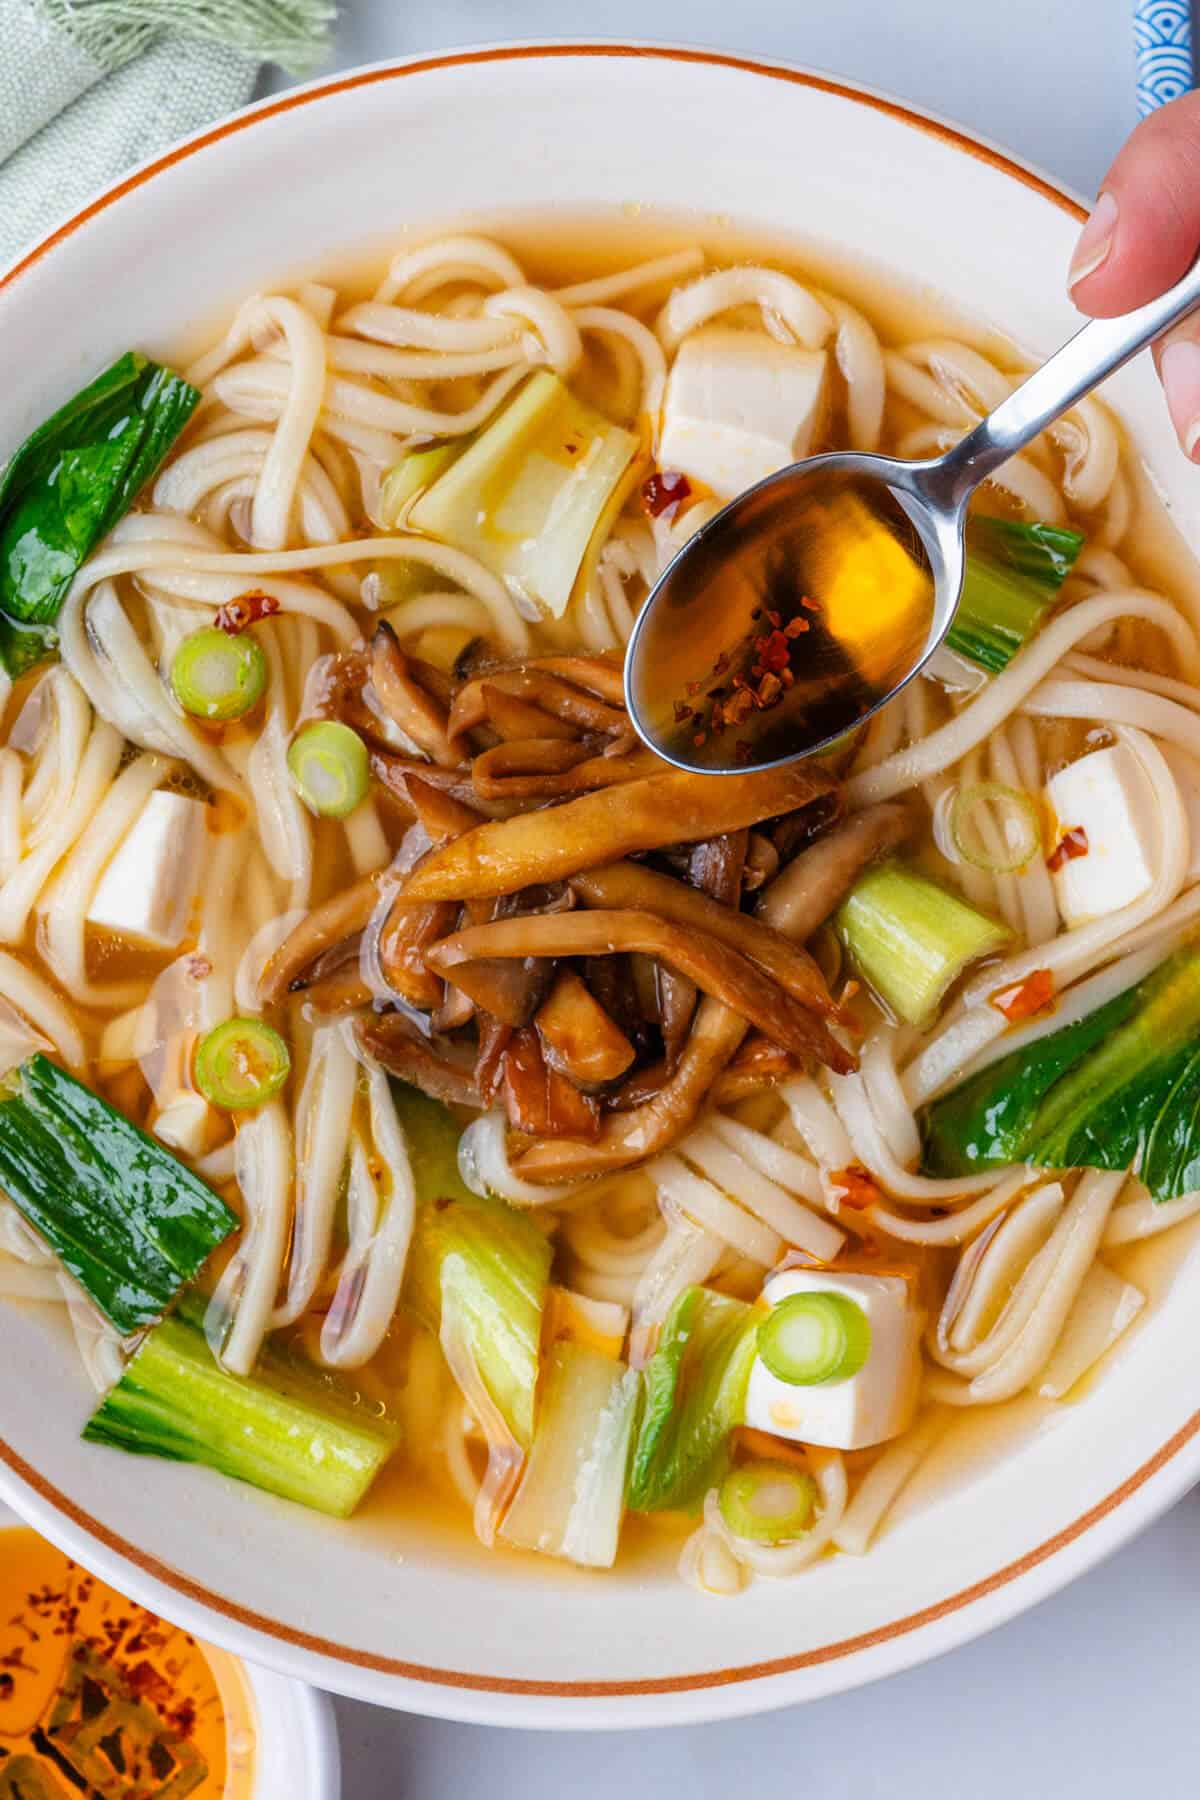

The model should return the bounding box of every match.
[1045,744,1157,926]
[658,327,828,500]
[744,1267,922,1451]
[87,791,207,951]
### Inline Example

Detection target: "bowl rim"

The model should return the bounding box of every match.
[2,36,1198,1722]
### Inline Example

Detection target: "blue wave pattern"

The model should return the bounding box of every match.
[1136,0,1194,115]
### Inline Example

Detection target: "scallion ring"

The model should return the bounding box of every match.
[287,721,369,818]
[719,1459,818,1544]
[194,1018,291,1110]
[757,1291,871,1386]
[170,627,267,722]
[942,781,1041,875]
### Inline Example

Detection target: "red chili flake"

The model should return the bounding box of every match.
[712,650,731,675]
[784,616,809,638]
[766,610,782,629]
[1047,826,1089,872]
[693,731,707,748]
[757,671,782,705]
[991,968,1056,1023]
[800,595,821,612]
[830,1165,881,1210]
[759,629,791,673]
[215,588,279,634]
[672,700,695,723]
[780,666,795,688]
[641,470,692,518]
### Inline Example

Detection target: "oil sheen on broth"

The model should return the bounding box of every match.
[632,466,936,768]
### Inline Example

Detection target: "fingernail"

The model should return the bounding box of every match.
[1160,338,1200,457]
[1068,190,1119,290]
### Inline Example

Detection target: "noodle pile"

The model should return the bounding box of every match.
[1,229,1198,1592]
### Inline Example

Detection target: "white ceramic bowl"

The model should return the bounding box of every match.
[0,1501,340,1793]
[2,41,1200,1730]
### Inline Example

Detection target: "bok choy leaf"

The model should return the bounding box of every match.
[0,353,199,668]
[397,1084,552,1449]
[627,1286,760,1513]
[921,947,1200,1203]
[0,1054,238,1334]
[945,517,1084,675]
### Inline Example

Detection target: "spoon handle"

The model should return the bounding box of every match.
[936,252,1200,505]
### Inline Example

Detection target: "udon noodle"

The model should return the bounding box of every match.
[1,223,1198,1592]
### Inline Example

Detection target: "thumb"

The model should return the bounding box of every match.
[1068,90,1200,317]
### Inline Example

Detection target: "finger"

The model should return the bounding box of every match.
[1153,318,1200,460]
[1068,91,1200,317]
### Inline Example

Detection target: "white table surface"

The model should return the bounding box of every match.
[266,3,1200,1791]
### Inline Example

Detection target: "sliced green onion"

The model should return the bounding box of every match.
[835,860,1011,1029]
[287,720,368,818]
[758,1292,872,1386]
[194,1018,291,1110]
[719,1459,818,1543]
[379,442,461,526]
[946,517,1084,674]
[170,626,267,721]
[942,781,1041,874]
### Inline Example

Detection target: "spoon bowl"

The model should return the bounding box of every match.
[626,250,1200,773]
[624,451,964,774]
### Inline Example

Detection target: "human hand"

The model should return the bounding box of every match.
[1069,89,1200,460]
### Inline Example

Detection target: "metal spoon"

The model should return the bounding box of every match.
[625,257,1200,775]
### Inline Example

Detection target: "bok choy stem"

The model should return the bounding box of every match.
[84,1297,400,1517]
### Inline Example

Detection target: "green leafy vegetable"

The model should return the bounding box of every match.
[0,1054,237,1334]
[500,1341,640,1567]
[84,1297,400,1517]
[946,517,1084,674]
[627,1286,760,1514]
[397,1085,551,1449]
[921,947,1200,1202]
[0,354,199,666]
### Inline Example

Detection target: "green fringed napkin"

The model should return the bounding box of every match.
[0,0,335,269]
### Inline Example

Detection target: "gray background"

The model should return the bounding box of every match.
[271,2,1200,1791]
